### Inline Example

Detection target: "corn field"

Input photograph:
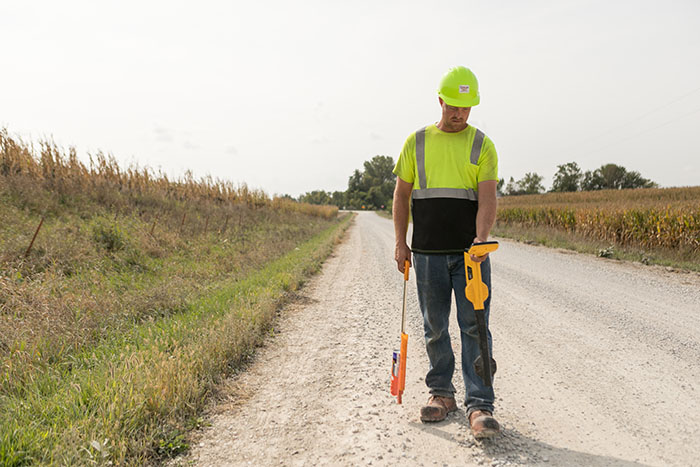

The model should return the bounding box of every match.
[0,128,337,219]
[497,188,700,254]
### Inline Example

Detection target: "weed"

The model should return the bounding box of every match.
[91,219,128,252]
[598,246,615,258]
[157,432,189,459]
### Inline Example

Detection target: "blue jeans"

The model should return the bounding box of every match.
[413,253,495,416]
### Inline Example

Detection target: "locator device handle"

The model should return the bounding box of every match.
[464,241,499,312]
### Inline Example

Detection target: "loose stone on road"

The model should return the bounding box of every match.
[183,211,700,467]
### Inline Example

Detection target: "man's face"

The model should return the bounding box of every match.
[440,98,471,128]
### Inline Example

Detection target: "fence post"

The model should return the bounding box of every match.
[179,212,186,233]
[25,217,45,257]
[150,216,158,236]
[221,215,229,234]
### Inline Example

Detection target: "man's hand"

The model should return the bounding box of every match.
[470,237,489,263]
[395,242,412,273]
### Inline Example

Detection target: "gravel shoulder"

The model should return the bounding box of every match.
[181,212,700,467]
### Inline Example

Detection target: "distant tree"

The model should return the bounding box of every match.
[299,190,331,205]
[504,176,519,196]
[599,163,628,189]
[345,155,396,209]
[367,185,385,209]
[520,172,545,194]
[621,170,657,189]
[363,155,395,187]
[298,155,400,210]
[581,163,656,190]
[581,169,606,191]
[504,173,545,196]
[330,190,346,208]
[347,169,365,193]
[551,162,582,192]
[497,178,505,196]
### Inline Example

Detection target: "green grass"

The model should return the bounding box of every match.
[1,206,337,365]
[0,213,353,465]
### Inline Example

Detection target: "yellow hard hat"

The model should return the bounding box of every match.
[437,66,480,107]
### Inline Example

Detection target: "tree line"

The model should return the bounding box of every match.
[298,159,658,208]
[298,155,396,210]
[502,162,656,196]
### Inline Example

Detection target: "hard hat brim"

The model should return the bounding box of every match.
[438,92,480,108]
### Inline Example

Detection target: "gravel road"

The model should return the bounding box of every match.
[184,211,700,466]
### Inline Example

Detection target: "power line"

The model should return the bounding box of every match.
[583,104,700,157]
[602,84,700,134]
[558,84,700,156]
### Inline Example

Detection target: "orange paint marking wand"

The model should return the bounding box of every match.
[391,260,410,404]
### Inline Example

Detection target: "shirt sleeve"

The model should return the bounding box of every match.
[393,133,416,185]
[477,136,499,183]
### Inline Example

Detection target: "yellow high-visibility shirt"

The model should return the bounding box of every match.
[393,124,499,253]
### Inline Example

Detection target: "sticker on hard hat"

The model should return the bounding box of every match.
[459,85,470,93]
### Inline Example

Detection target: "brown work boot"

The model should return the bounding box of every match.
[469,410,500,439]
[420,395,458,422]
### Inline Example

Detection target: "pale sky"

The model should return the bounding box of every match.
[2,0,699,196]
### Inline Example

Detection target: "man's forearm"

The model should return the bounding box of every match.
[393,190,410,245]
[475,197,497,241]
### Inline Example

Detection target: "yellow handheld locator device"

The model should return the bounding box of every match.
[464,241,499,386]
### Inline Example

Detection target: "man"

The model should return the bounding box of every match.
[392,66,500,439]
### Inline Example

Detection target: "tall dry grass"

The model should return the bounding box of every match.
[0,128,347,464]
[498,186,700,210]
[0,127,337,219]
[1,128,339,357]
